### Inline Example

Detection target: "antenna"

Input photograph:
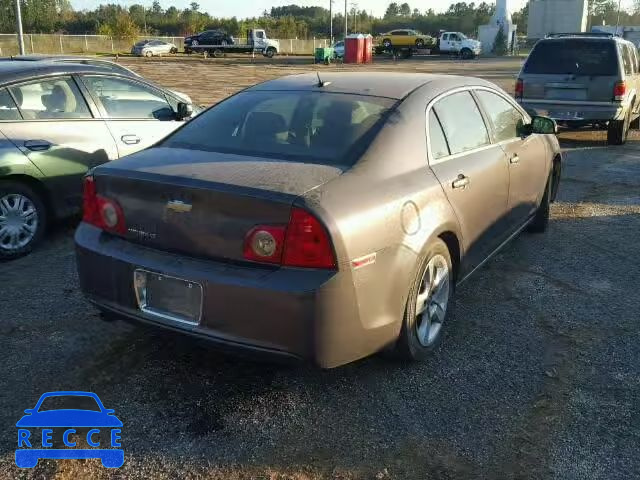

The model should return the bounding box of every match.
[316,71,332,87]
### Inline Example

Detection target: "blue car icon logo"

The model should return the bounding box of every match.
[16,391,123,468]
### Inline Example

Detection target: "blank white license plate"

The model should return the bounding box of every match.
[133,270,203,325]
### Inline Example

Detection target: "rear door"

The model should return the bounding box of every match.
[427,90,510,272]
[80,74,185,157]
[0,76,117,216]
[521,39,621,115]
[474,88,548,226]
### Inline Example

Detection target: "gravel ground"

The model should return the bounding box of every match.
[1,57,639,480]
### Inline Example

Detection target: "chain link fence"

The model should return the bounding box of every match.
[0,34,330,56]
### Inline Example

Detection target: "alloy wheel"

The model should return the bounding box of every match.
[414,254,450,347]
[0,193,39,252]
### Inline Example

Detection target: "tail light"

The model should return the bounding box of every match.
[82,176,126,235]
[614,81,627,101]
[243,207,336,269]
[515,78,524,98]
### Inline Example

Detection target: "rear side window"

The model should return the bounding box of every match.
[620,44,633,75]
[428,110,450,160]
[524,40,619,75]
[0,88,21,120]
[162,91,395,166]
[8,76,91,120]
[433,91,490,155]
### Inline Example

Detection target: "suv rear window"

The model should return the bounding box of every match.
[524,40,619,76]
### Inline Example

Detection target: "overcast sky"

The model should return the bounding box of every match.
[71,0,533,18]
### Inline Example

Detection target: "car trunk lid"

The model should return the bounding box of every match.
[93,147,343,262]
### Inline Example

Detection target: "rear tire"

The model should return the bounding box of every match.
[0,180,47,260]
[607,110,630,145]
[527,176,551,234]
[396,239,454,361]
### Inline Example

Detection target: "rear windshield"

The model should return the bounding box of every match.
[162,91,396,166]
[524,40,619,75]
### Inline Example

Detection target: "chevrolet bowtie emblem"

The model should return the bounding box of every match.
[166,200,192,213]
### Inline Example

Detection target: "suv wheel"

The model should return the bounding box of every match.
[607,110,630,145]
[0,181,47,259]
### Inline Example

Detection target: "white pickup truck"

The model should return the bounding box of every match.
[436,32,482,59]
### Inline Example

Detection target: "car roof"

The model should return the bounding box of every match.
[0,60,140,86]
[540,34,631,44]
[247,72,495,100]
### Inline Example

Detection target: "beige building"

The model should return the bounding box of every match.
[527,0,589,39]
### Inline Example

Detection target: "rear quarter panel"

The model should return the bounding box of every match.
[302,98,462,366]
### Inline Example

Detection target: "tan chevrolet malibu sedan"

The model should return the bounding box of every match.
[75,73,562,368]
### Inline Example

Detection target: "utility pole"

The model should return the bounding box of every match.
[14,0,25,55]
[344,0,348,38]
[329,0,333,44]
[615,0,622,35]
[351,2,358,33]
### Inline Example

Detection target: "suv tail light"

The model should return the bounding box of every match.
[243,207,336,269]
[515,78,524,98]
[614,81,627,101]
[82,176,126,234]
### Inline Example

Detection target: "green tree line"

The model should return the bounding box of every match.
[0,0,638,39]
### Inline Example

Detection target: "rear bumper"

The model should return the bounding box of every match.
[75,224,380,368]
[519,100,626,121]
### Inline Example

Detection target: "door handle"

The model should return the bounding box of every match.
[510,155,520,164]
[23,140,51,152]
[452,174,470,189]
[121,135,141,145]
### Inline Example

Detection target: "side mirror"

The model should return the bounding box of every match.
[24,409,34,414]
[176,102,193,121]
[105,409,115,415]
[530,116,557,135]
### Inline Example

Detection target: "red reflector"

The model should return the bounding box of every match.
[283,208,336,269]
[243,226,285,264]
[515,78,524,97]
[81,176,126,234]
[614,81,626,100]
[82,176,100,225]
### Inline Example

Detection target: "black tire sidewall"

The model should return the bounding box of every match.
[0,181,47,259]
[527,175,551,233]
[397,238,454,361]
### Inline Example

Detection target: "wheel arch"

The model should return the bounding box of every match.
[438,230,461,283]
[551,153,561,202]
[0,174,54,219]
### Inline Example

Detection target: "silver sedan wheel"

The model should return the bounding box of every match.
[415,254,450,347]
[0,194,39,252]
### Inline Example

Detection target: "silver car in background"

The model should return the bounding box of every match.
[131,40,178,57]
